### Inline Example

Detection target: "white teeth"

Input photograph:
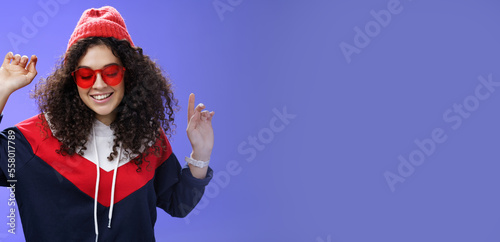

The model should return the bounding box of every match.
[92,93,112,100]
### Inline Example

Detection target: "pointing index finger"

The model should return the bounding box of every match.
[188,93,195,122]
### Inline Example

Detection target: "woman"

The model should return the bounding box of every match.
[0,6,214,242]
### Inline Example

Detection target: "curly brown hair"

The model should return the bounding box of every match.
[32,37,179,171]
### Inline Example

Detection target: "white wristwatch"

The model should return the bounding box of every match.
[185,155,210,168]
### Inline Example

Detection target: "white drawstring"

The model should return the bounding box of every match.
[108,144,122,228]
[93,127,122,242]
[93,128,100,242]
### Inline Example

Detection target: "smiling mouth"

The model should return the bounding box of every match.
[91,93,113,100]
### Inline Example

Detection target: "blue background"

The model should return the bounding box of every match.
[0,0,499,241]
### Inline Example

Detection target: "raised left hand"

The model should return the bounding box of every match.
[186,93,214,161]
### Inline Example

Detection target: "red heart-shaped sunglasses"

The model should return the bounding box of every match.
[71,64,126,89]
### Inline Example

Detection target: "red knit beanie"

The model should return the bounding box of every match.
[67,6,134,51]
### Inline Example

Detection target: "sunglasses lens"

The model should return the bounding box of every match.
[102,65,124,86]
[74,68,95,89]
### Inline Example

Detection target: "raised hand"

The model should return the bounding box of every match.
[186,93,214,162]
[0,52,38,94]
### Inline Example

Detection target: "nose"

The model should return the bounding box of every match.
[92,71,108,89]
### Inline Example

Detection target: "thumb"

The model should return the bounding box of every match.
[187,105,203,132]
[26,55,38,81]
[187,110,200,131]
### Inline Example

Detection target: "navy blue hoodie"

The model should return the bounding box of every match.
[0,115,212,242]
